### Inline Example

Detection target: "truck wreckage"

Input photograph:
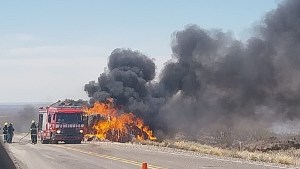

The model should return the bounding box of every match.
[84,99,156,142]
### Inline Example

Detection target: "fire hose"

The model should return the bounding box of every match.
[18,131,31,145]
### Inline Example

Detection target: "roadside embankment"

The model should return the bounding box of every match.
[0,141,17,169]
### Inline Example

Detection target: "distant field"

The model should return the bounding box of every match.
[0,102,51,132]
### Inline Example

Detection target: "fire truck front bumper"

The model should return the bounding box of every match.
[53,133,84,141]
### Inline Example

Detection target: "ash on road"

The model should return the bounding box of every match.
[5,133,291,169]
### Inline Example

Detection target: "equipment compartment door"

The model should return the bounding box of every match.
[38,114,43,131]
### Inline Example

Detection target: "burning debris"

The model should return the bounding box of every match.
[51,99,88,107]
[84,99,156,142]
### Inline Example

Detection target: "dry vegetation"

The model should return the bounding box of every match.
[140,127,300,167]
[141,139,300,166]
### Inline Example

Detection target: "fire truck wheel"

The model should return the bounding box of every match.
[41,137,49,144]
[50,134,58,144]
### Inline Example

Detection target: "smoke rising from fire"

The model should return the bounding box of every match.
[84,49,160,117]
[85,0,300,134]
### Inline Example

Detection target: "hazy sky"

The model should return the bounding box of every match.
[0,0,280,102]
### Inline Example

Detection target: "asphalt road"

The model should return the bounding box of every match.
[4,133,292,169]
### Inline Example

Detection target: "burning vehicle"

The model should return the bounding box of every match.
[84,99,156,142]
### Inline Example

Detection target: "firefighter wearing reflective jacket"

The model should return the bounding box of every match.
[30,120,37,144]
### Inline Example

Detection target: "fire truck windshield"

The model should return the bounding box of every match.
[56,113,83,124]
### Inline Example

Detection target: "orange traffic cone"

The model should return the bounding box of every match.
[142,162,148,169]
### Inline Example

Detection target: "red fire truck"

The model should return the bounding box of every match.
[38,101,85,144]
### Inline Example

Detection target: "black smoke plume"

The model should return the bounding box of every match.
[85,0,300,135]
[85,49,163,120]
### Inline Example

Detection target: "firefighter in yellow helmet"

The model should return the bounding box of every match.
[3,122,8,143]
[30,120,37,144]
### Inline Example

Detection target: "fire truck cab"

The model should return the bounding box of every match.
[38,102,84,144]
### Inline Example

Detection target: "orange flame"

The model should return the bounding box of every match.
[84,100,156,142]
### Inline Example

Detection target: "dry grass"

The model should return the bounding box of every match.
[140,140,299,166]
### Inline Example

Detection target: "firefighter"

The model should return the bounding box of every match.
[3,122,8,143]
[30,120,37,144]
[7,123,14,143]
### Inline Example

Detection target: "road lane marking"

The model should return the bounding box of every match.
[52,145,167,169]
